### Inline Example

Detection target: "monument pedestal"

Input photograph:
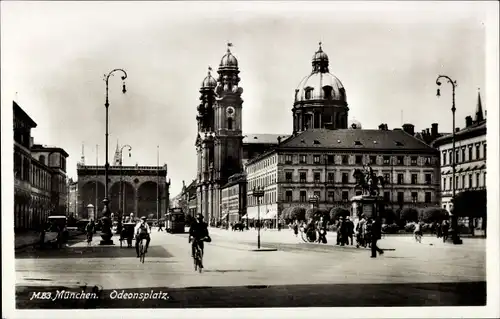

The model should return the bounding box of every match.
[351,195,382,219]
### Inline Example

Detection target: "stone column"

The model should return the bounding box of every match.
[134,190,139,216]
[208,184,213,223]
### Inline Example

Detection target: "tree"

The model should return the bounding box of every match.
[400,207,419,223]
[330,207,350,221]
[288,206,306,221]
[380,208,397,224]
[422,207,449,223]
[305,208,329,222]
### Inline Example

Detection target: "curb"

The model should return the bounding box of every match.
[15,232,85,251]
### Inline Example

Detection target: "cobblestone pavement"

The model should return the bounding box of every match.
[15,229,486,308]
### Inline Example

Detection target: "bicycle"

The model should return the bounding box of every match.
[192,236,210,273]
[139,237,147,263]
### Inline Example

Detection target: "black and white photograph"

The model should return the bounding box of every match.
[1,1,499,318]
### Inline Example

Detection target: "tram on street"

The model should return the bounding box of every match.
[166,208,186,233]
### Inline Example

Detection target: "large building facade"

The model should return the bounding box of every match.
[13,101,69,231]
[432,91,487,212]
[245,128,440,219]
[76,163,170,220]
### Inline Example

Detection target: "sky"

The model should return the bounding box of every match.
[1,1,490,197]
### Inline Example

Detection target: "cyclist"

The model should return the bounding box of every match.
[189,214,210,259]
[134,216,151,258]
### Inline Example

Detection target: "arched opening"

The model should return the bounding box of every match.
[227,117,233,130]
[323,86,333,99]
[80,181,106,219]
[339,88,346,101]
[137,181,160,219]
[109,181,135,217]
[305,88,313,100]
[39,155,46,165]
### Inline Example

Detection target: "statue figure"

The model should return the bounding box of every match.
[353,164,387,196]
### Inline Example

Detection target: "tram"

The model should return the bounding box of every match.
[166,208,186,233]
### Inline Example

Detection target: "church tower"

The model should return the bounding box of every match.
[195,67,217,221]
[195,44,244,224]
[292,43,349,133]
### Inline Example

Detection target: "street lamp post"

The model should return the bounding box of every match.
[436,75,463,245]
[119,145,132,217]
[252,187,265,249]
[100,68,128,245]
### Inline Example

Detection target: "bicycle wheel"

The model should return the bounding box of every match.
[139,240,144,263]
[141,239,146,263]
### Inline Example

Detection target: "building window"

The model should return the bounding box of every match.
[384,191,390,202]
[424,157,431,166]
[455,176,459,189]
[468,174,473,189]
[300,191,306,202]
[461,175,466,190]
[448,177,452,190]
[397,156,404,165]
[313,155,320,164]
[327,191,334,202]
[425,192,431,203]
[484,172,487,186]
[455,150,460,163]
[425,173,432,185]
[313,191,321,199]
[461,148,466,163]
[411,174,418,185]
[285,155,292,164]
[299,172,307,183]
[442,151,447,165]
[340,155,348,165]
[483,144,487,159]
[342,173,349,184]
[369,156,377,164]
[397,173,404,185]
[468,147,472,162]
[475,144,480,160]
[411,192,418,203]
[355,155,363,164]
[299,155,307,164]
[383,156,390,165]
[397,192,404,204]
[286,190,293,202]
[305,88,313,100]
[327,155,335,164]
[313,172,321,183]
[328,172,335,183]
[227,117,233,130]
[323,86,333,99]
[285,172,293,182]
[411,157,418,165]
[39,155,46,165]
[342,191,349,201]
[384,173,390,183]
[442,178,446,190]
[476,173,480,187]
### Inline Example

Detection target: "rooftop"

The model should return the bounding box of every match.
[243,133,291,145]
[13,101,37,128]
[246,128,438,165]
[432,120,486,147]
[31,144,69,157]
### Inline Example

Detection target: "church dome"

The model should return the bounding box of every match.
[294,43,346,103]
[201,68,217,89]
[295,72,346,102]
[219,47,238,68]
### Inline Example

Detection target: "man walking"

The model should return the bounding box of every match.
[370,216,384,258]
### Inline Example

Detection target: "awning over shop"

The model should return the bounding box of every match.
[264,210,277,219]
